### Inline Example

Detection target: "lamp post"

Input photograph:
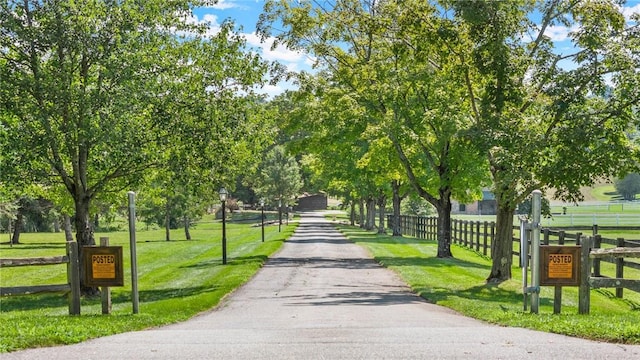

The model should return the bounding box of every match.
[278,199,282,232]
[260,198,265,242]
[219,187,228,265]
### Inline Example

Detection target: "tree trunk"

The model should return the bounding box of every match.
[165,214,171,241]
[487,204,515,282]
[358,198,365,228]
[349,200,356,226]
[53,217,60,233]
[75,195,98,296]
[365,197,376,231]
[75,197,95,247]
[377,193,386,234]
[435,198,453,258]
[184,215,191,240]
[391,180,402,237]
[165,200,171,241]
[11,212,22,245]
[63,214,74,242]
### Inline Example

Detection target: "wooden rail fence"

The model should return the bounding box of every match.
[0,241,81,315]
[388,215,640,298]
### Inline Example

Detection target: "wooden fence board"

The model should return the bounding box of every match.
[0,256,68,267]
[0,284,70,296]
[590,247,640,259]
[589,278,640,292]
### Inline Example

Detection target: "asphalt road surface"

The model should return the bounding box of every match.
[5,212,639,359]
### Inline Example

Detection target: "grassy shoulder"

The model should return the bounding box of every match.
[0,216,295,353]
[335,223,640,344]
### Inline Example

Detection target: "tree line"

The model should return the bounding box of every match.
[1,0,639,287]
[257,0,640,282]
[0,1,305,293]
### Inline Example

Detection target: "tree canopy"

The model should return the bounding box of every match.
[0,0,277,291]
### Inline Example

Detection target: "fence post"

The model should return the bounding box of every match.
[616,237,624,298]
[128,191,140,315]
[483,221,488,255]
[476,221,480,252]
[100,237,112,315]
[463,221,469,248]
[66,241,81,315]
[543,228,550,245]
[593,235,602,277]
[578,235,591,315]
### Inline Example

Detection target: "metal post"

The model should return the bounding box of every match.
[531,190,542,314]
[278,200,282,232]
[261,206,265,242]
[128,191,139,314]
[222,201,227,264]
[520,217,529,311]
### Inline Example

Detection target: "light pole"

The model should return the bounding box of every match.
[260,198,265,242]
[278,199,282,232]
[219,187,228,265]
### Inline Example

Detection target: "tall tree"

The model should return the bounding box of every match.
[253,145,303,208]
[615,173,640,201]
[1,1,273,290]
[259,0,489,256]
[449,0,640,281]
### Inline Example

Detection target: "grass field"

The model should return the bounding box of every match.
[0,214,295,353]
[335,222,640,344]
[2,208,639,353]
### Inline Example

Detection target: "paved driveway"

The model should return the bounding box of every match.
[5,212,639,359]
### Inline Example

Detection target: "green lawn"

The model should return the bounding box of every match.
[336,223,640,344]
[589,184,621,202]
[2,212,639,353]
[0,214,295,353]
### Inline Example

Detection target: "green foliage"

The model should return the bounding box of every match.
[0,1,275,247]
[401,194,435,216]
[258,0,492,255]
[615,173,640,201]
[252,145,303,206]
[444,0,640,281]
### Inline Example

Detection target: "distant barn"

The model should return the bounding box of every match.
[452,190,497,215]
[295,193,327,211]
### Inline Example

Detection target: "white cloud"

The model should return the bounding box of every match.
[543,25,576,42]
[622,3,640,21]
[243,32,307,63]
[201,0,242,10]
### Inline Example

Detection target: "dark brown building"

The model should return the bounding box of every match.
[295,193,328,211]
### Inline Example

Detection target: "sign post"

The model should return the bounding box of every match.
[100,237,112,314]
[82,246,124,287]
[128,191,140,314]
[530,190,542,314]
[540,246,581,287]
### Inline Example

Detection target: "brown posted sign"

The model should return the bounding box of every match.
[540,246,581,286]
[83,246,124,287]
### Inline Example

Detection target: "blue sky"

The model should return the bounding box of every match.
[193,1,314,97]
[191,0,640,97]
